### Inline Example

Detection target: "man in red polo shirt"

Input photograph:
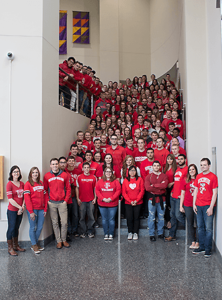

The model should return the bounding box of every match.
[106,134,126,171]
[134,138,147,169]
[76,162,97,238]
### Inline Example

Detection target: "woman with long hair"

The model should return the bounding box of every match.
[164,154,177,229]
[122,166,145,240]
[100,121,107,135]
[121,155,140,184]
[24,167,48,254]
[96,167,121,240]
[115,95,121,112]
[96,153,121,180]
[6,165,25,256]
[88,124,95,140]
[125,114,134,130]
[106,117,112,129]
[93,151,102,165]
[180,164,199,249]
[154,119,162,133]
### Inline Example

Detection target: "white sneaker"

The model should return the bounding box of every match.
[108,235,113,241]
[128,233,133,240]
[104,234,109,241]
[133,233,138,240]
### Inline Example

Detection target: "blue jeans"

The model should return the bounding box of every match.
[148,201,166,236]
[27,210,45,246]
[79,90,89,116]
[99,206,118,236]
[169,197,185,237]
[6,210,23,240]
[196,205,215,252]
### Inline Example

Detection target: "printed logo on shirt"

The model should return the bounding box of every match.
[198,178,210,185]
[135,156,146,162]
[16,189,24,198]
[199,183,206,194]
[81,179,93,182]
[145,166,153,173]
[33,186,44,192]
[190,182,195,196]
[129,183,136,190]
[48,177,64,182]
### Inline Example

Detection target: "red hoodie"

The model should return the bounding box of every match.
[59,60,75,88]
[144,172,168,203]
[122,177,145,205]
[43,170,71,203]
[96,179,121,207]
[24,181,48,214]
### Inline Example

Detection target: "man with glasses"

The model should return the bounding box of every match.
[165,154,188,241]
[106,134,126,171]
[59,57,75,109]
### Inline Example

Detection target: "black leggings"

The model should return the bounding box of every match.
[125,204,142,234]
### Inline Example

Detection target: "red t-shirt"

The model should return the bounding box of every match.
[140,159,154,181]
[74,156,83,169]
[165,168,174,184]
[147,141,158,150]
[65,167,81,197]
[180,178,195,207]
[125,147,136,157]
[134,148,147,169]
[194,172,218,206]
[171,166,188,199]
[78,161,99,176]
[154,148,170,168]
[76,173,97,202]
[6,181,24,211]
[96,163,121,179]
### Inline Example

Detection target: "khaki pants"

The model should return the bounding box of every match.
[49,201,68,243]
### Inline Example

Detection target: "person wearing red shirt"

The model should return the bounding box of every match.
[161,109,172,129]
[96,153,121,180]
[192,158,218,257]
[132,115,144,137]
[134,138,147,169]
[101,134,109,153]
[147,131,159,150]
[69,144,83,168]
[125,137,136,157]
[76,139,85,161]
[171,110,183,138]
[164,154,177,229]
[6,165,25,256]
[65,156,81,237]
[44,158,71,249]
[91,106,103,120]
[154,137,170,169]
[78,151,99,176]
[133,128,142,148]
[147,96,156,110]
[96,167,121,240]
[76,162,97,238]
[84,131,93,151]
[165,154,188,242]
[24,167,48,254]
[94,92,111,114]
[171,145,187,166]
[180,164,199,249]
[122,166,145,240]
[140,148,155,181]
[166,74,175,86]
[145,161,168,241]
[106,134,126,171]
[170,138,186,155]
[91,139,106,161]
[59,57,75,109]
[91,77,101,97]
[75,131,90,153]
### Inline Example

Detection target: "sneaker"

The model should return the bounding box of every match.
[128,233,133,240]
[204,251,211,258]
[150,236,156,242]
[133,233,138,240]
[31,245,40,254]
[104,234,109,241]
[80,233,86,238]
[108,235,113,241]
[158,234,164,239]
[37,244,44,251]
[88,233,95,238]
[94,222,99,228]
[192,248,205,255]
[73,232,79,237]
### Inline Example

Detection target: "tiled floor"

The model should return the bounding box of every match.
[0,236,222,300]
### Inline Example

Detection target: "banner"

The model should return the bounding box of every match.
[59,10,67,54]
[73,11,89,44]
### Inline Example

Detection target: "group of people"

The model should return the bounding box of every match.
[6,67,218,259]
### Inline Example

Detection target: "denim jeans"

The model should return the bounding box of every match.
[196,205,215,252]
[99,206,118,236]
[6,210,23,240]
[169,197,185,238]
[79,90,89,116]
[184,206,198,243]
[79,201,95,234]
[148,201,166,236]
[27,210,45,246]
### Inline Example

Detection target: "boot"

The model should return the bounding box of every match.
[13,237,26,252]
[7,240,18,256]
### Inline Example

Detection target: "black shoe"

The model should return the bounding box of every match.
[94,222,99,228]
[204,251,211,258]
[66,235,71,242]
[158,234,164,239]
[150,236,156,242]
[192,248,205,255]
[73,232,79,237]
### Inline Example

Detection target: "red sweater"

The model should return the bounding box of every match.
[144,172,168,202]
[43,170,71,203]
[134,148,147,169]
[140,159,154,181]
[96,164,121,179]
[59,60,75,88]
[24,181,48,214]
[96,179,121,207]
[122,177,145,205]
[125,146,136,157]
